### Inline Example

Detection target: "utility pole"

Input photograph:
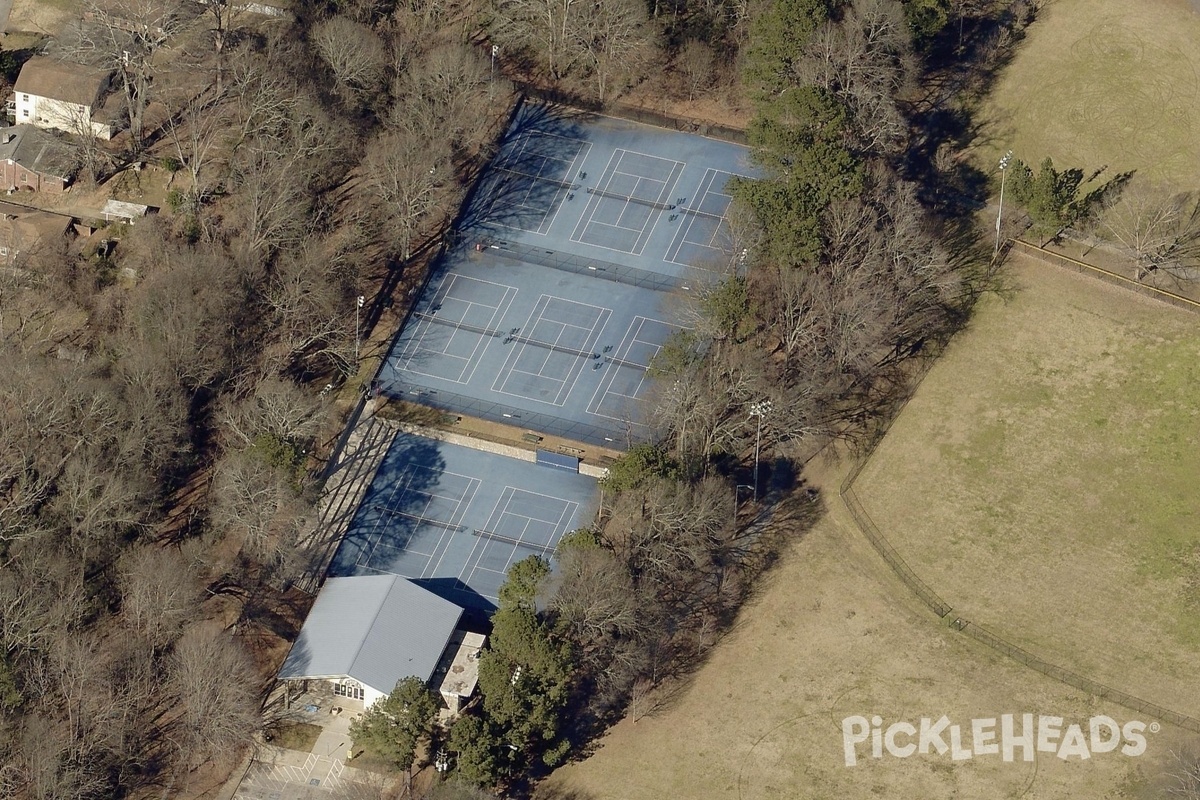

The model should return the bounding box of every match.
[995,150,1013,255]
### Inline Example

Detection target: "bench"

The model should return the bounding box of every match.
[521,432,543,444]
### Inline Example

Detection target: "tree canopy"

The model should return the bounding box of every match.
[349,676,439,771]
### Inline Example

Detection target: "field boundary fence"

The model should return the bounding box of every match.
[839,352,1200,734]
[1011,239,1200,315]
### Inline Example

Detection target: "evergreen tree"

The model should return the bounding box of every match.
[475,557,576,766]
[348,676,439,771]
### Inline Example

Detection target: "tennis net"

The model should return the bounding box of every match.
[473,528,556,553]
[484,241,685,293]
[370,505,465,532]
[416,311,652,372]
[495,166,579,191]
[587,186,676,211]
[677,205,726,221]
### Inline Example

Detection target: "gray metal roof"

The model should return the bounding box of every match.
[278,575,463,695]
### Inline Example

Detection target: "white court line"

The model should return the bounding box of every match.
[568,150,622,243]
[465,489,574,586]
[492,296,611,406]
[664,168,744,266]
[401,280,517,385]
[538,140,592,236]
[422,476,482,580]
[358,465,423,568]
[460,284,518,385]
[586,316,675,422]
[492,132,591,236]
[571,149,685,256]
[456,486,518,587]
[603,316,659,401]
[358,466,477,574]
[587,219,647,235]
[396,275,511,382]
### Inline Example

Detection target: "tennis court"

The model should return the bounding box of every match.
[665,168,743,268]
[480,129,590,235]
[328,432,596,612]
[569,149,686,255]
[380,102,756,446]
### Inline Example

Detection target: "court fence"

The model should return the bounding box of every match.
[383,382,640,449]
[484,239,689,293]
[510,83,749,146]
[838,362,1200,734]
[1011,238,1200,315]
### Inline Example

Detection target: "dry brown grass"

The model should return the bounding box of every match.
[853,255,1200,726]
[974,0,1200,189]
[540,453,1194,798]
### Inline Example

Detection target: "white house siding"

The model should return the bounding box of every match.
[362,684,386,709]
[16,94,112,140]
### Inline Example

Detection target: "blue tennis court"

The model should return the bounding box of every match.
[328,432,597,612]
[378,102,755,447]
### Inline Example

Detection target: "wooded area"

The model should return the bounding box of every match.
[0,0,1049,796]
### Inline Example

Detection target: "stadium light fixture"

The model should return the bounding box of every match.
[995,150,1013,255]
[750,400,772,502]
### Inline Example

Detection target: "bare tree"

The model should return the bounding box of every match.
[363,128,453,262]
[491,0,584,80]
[71,0,187,147]
[312,16,388,105]
[210,448,309,568]
[167,627,259,772]
[1167,749,1200,798]
[676,39,715,101]
[573,0,654,102]
[166,91,229,208]
[118,546,201,650]
[217,375,328,449]
[1099,178,1200,283]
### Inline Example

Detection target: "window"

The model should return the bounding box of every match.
[20,173,27,183]
[20,95,28,102]
[21,110,28,117]
[333,682,364,700]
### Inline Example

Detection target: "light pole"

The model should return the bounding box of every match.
[995,150,1013,255]
[355,295,365,365]
[490,45,499,93]
[749,401,771,502]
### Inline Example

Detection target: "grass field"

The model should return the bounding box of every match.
[976,0,1200,189]
[542,261,1200,799]
[542,476,1196,798]
[852,255,1200,723]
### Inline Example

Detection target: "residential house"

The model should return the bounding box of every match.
[13,57,116,140]
[0,201,73,267]
[277,575,469,710]
[0,124,74,193]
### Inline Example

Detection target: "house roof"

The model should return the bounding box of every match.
[277,575,464,696]
[0,201,73,253]
[103,199,149,221]
[14,57,110,108]
[0,125,73,180]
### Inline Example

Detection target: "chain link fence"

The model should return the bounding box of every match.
[381,383,640,449]
[484,239,685,293]
[1011,239,1200,315]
